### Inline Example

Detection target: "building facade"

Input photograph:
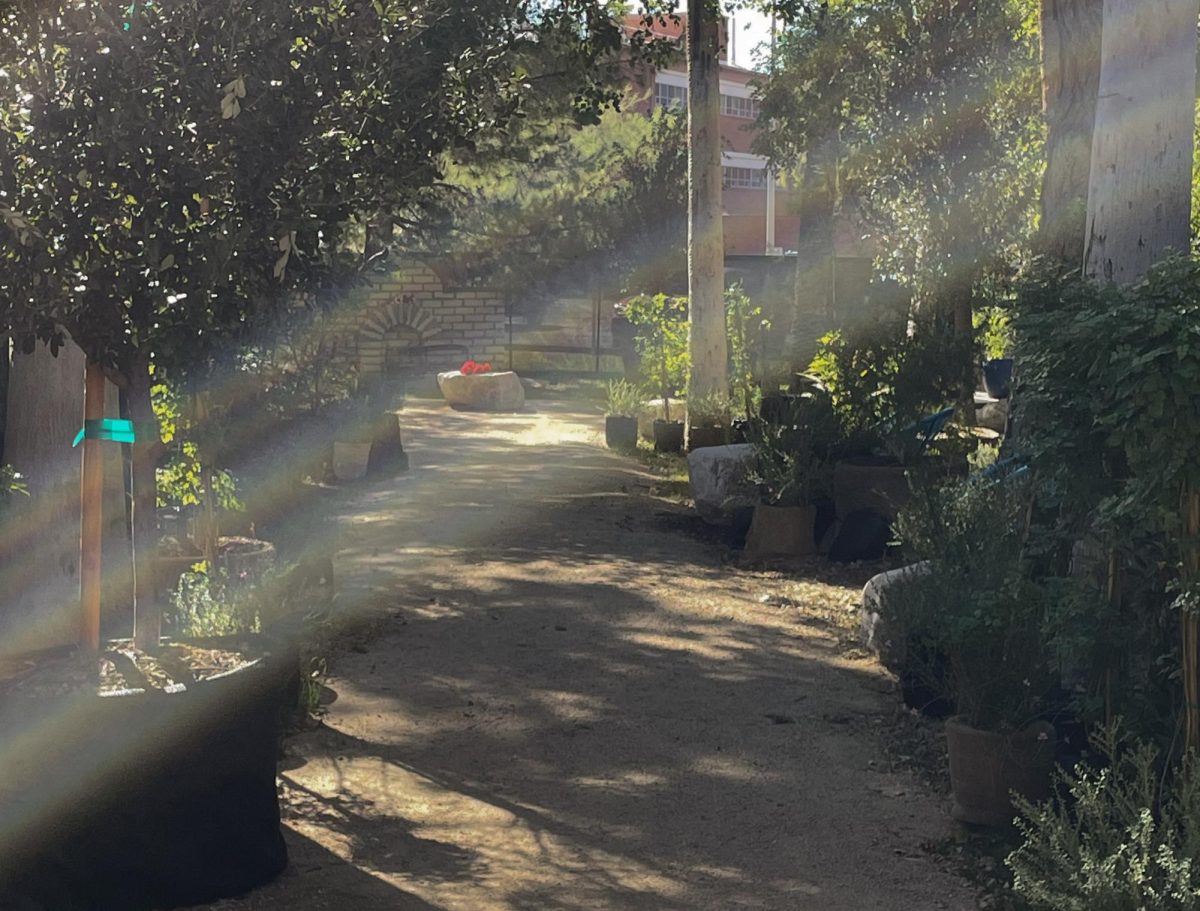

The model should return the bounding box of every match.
[625,14,800,257]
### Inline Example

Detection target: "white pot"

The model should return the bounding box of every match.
[332,441,373,482]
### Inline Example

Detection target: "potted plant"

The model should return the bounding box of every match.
[624,293,688,453]
[977,306,1013,400]
[742,419,832,560]
[328,395,377,482]
[603,379,642,451]
[889,473,1056,826]
[811,316,964,522]
[686,390,734,451]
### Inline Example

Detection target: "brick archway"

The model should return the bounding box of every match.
[359,293,445,343]
[357,294,446,374]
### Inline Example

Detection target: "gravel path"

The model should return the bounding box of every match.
[207,398,977,911]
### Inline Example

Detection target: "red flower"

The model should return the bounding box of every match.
[460,360,493,375]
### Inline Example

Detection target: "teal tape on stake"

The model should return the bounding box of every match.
[72,419,137,448]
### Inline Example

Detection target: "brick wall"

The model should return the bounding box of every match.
[335,261,507,375]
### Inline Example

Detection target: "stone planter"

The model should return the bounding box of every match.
[742,503,817,561]
[605,415,638,451]
[437,370,525,412]
[687,444,757,526]
[833,458,912,521]
[0,639,292,909]
[946,717,1056,826]
[653,419,684,453]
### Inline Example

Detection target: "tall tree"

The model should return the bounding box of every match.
[757,0,1041,381]
[1079,0,1200,752]
[686,1,729,411]
[0,0,655,647]
[1083,0,1199,282]
[1037,0,1103,268]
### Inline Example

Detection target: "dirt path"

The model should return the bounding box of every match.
[210,398,977,911]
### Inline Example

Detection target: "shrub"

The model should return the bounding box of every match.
[744,418,832,507]
[809,306,965,464]
[170,570,261,638]
[624,292,688,421]
[687,390,735,428]
[725,283,769,419]
[1008,725,1200,910]
[889,473,1054,730]
[602,379,643,417]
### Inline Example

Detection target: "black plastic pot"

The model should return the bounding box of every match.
[0,639,292,910]
[982,358,1014,400]
[653,419,684,453]
[605,415,639,451]
[687,425,727,451]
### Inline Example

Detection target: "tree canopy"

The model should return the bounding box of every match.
[0,0,660,382]
[755,0,1042,311]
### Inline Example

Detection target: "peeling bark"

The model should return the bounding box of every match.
[1038,0,1103,269]
[1084,0,1199,282]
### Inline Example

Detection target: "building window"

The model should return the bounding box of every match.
[653,82,687,112]
[722,166,767,189]
[720,93,760,119]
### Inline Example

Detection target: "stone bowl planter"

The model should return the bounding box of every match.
[437,370,525,412]
[0,637,293,910]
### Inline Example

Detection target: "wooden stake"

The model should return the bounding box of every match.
[1185,487,1200,754]
[79,360,105,653]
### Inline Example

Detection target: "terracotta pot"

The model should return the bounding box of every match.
[687,425,727,451]
[742,503,817,561]
[605,415,638,451]
[946,717,1056,826]
[653,419,684,453]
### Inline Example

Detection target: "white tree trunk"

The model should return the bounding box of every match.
[1084,0,1199,282]
[1039,0,1103,268]
[686,1,729,411]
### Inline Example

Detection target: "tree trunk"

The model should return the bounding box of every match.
[785,153,837,372]
[127,356,162,650]
[1084,0,1199,282]
[79,361,105,653]
[686,0,729,415]
[1038,0,1103,269]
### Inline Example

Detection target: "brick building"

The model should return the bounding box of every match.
[624,14,800,257]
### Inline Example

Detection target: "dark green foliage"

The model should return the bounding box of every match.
[809,301,967,464]
[0,0,659,383]
[755,0,1041,313]
[1011,256,1200,746]
[624,292,689,421]
[1008,725,1200,910]
[890,473,1052,730]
